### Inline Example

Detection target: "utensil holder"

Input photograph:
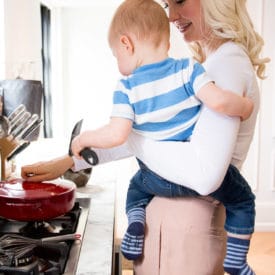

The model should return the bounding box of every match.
[0,137,19,180]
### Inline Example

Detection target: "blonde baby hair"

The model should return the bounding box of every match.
[108,0,170,49]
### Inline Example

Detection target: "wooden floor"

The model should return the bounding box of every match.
[122,232,275,275]
[248,232,275,275]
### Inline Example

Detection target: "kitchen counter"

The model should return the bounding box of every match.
[76,181,115,275]
[13,138,116,275]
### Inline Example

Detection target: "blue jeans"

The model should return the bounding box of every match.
[126,159,255,235]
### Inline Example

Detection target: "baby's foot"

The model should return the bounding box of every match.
[120,222,145,260]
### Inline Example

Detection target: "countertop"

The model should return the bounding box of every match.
[76,181,115,275]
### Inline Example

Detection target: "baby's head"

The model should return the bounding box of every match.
[108,0,170,75]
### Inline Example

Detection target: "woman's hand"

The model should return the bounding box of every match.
[21,155,74,182]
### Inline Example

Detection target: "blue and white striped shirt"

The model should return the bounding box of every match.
[111,57,212,141]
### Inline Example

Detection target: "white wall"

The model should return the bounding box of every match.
[2,0,42,80]
[1,0,275,234]
[251,0,275,230]
[50,5,119,138]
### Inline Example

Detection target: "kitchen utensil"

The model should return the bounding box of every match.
[7,104,26,122]
[63,167,92,188]
[21,119,42,140]
[13,113,40,140]
[8,106,27,132]
[0,178,76,221]
[7,141,30,161]
[0,233,81,250]
[0,115,10,138]
[0,233,81,267]
[0,80,43,141]
[69,119,99,165]
[0,243,34,267]
[0,136,19,180]
[9,112,26,133]
[10,111,31,138]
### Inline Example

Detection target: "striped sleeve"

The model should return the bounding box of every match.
[187,58,213,95]
[111,80,134,121]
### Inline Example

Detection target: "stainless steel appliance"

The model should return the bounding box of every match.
[0,197,91,275]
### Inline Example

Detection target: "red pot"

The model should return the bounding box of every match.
[0,178,76,221]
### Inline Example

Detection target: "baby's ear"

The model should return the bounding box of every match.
[120,35,134,54]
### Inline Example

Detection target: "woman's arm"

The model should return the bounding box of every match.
[126,45,250,195]
[22,110,237,190]
[21,155,74,181]
[65,107,239,196]
[128,107,240,195]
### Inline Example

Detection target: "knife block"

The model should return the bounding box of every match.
[0,137,19,180]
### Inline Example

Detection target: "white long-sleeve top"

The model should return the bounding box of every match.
[73,41,260,195]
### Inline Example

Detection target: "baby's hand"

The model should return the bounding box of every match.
[71,135,84,159]
[241,97,254,121]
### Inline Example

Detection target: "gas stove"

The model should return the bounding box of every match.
[0,197,91,275]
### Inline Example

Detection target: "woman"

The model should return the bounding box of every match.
[21,0,268,273]
[131,1,268,274]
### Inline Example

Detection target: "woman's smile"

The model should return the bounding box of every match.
[174,20,192,33]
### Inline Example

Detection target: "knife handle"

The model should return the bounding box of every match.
[80,148,99,166]
[68,144,98,165]
[7,142,30,161]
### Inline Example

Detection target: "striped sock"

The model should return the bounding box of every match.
[120,207,145,260]
[223,237,255,275]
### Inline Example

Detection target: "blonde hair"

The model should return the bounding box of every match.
[108,0,170,49]
[189,0,269,79]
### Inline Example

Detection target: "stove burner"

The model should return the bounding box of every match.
[18,203,81,238]
[0,260,39,275]
[0,199,90,275]
[0,244,35,267]
[38,258,61,274]
[19,221,56,236]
